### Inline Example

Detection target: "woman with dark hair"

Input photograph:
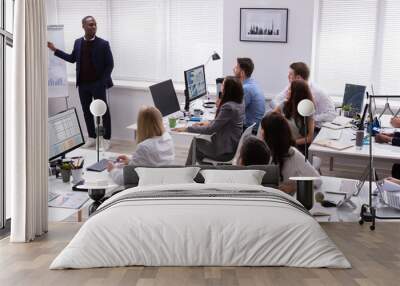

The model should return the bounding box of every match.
[174,76,245,165]
[238,136,270,166]
[260,112,320,194]
[274,79,315,147]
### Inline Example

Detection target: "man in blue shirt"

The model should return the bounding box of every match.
[233,58,265,133]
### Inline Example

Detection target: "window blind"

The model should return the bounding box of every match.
[55,0,223,85]
[109,0,166,81]
[315,0,378,95]
[168,0,223,84]
[56,0,109,77]
[378,0,400,94]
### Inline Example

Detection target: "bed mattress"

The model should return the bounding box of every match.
[50,183,350,269]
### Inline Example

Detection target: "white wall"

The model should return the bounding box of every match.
[46,0,317,141]
[223,0,316,96]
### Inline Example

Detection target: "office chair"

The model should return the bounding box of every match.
[202,123,256,166]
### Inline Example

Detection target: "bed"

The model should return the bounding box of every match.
[50,178,350,269]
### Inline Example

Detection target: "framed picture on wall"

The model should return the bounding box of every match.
[240,8,288,43]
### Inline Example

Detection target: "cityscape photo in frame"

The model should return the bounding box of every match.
[240,8,288,43]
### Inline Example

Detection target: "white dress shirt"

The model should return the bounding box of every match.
[271,82,336,127]
[109,132,175,185]
[281,147,321,187]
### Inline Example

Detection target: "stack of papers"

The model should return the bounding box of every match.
[48,192,89,209]
[322,117,353,130]
[327,129,342,140]
[332,116,353,126]
[313,139,354,150]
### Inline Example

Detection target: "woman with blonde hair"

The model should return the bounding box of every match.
[107,106,175,185]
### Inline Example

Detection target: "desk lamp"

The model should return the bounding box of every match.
[89,99,107,162]
[205,51,221,67]
[203,51,221,108]
[297,99,315,162]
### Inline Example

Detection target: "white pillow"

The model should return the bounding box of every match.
[135,167,200,186]
[200,169,266,185]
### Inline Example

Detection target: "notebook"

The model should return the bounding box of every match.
[48,192,89,209]
[322,117,353,130]
[332,116,353,126]
[313,139,354,151]
[322,122,347,130]
[327,129,342,140]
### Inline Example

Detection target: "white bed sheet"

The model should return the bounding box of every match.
[50,183,350,269]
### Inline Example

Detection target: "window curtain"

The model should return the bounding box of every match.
[8,0,48,242]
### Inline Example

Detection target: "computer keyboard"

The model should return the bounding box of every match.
[86,158,109,172]
[48,191,60,202]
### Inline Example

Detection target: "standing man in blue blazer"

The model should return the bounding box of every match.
[48,16,114,150]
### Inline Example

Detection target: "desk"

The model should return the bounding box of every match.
[49,159,400,223]
[48,149,118,222]
[309,115,400,173]
[314,176,400,222]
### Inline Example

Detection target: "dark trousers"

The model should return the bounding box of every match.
[78,81,111,139]
[392,164,400,180]
[296,143,311,156]
[185,138,234,165]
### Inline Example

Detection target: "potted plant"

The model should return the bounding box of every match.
[342,104,352,117]
[60,162,73,183]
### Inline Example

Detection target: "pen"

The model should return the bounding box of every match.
[326,191,346,196]
[331,122,341,126]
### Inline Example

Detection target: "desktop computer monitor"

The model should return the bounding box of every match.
[149,79,181,117]
[48,108,85,161]
[343,84,366,115]
[184,65,207,102]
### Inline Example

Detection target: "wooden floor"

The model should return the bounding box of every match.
[1,222,400,286]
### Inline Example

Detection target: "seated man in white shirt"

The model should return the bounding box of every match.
[271,62,336,128]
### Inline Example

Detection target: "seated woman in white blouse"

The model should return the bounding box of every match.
[260,112,320,194]
[107,106,175,185]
